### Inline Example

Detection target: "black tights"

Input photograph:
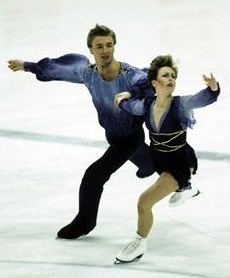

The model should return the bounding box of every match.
[72,129,155,232]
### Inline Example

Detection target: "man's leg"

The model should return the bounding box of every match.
[57,136,143,239]
[129,143,155,178]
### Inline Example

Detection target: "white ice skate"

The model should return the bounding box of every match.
[115,234,147,264]
[169,187,200,207]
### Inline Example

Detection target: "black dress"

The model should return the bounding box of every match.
[145,96,198,190]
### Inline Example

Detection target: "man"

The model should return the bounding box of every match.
[8,24,198,239]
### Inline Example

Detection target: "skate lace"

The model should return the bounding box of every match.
[122,238,141,254]
[170,192,181,202]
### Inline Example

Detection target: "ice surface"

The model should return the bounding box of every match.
[1,1,230,277]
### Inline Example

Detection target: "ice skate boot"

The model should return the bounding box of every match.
[115,233,147,264]
[169,187,200,207]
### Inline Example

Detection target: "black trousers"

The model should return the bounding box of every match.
[72,128,155,232]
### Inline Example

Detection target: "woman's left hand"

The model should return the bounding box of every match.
[203,73,218,91]
[114,92,131,108]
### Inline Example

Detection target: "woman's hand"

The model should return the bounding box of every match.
[203,73,218,91]
[114,92,131,108]
[8,60,25,71]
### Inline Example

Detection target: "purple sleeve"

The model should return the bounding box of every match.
[178,84,220,128]
[119,98,145,116]
[23,53,90,83]
[180,85,220,110]
[119,63,152,98]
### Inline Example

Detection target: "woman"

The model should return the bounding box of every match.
[114,55,220,263]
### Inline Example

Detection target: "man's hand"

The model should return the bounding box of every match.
[8,60,25,71]
[203,73,218,91]
[114,92,131,108]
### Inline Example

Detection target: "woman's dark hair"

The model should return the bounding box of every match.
[87,24,116,48]
[148,55,178,82]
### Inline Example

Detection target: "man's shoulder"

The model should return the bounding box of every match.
[119,62,148,76]
[120,62,140,70]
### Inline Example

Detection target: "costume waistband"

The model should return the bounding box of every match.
[149,129,186,152]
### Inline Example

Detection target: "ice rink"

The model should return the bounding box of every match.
[1,0,230,277]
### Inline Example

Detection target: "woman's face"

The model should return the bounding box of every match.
[151,66,176,96]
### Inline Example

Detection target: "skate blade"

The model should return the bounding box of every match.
[114,254,143,265]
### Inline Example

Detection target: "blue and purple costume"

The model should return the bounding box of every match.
[23,53,155,238]
[119,86,220,189]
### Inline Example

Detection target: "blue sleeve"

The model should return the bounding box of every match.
[23,53,90,83]
[178,84,220,128]
[180,84,220,110]
[119,98,146,116]
[125,66,152,98]
[117,66,152,115]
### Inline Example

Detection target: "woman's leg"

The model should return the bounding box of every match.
[115,172,179,263]
[137,172,179,237]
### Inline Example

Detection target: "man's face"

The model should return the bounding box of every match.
[89,35,115,67]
